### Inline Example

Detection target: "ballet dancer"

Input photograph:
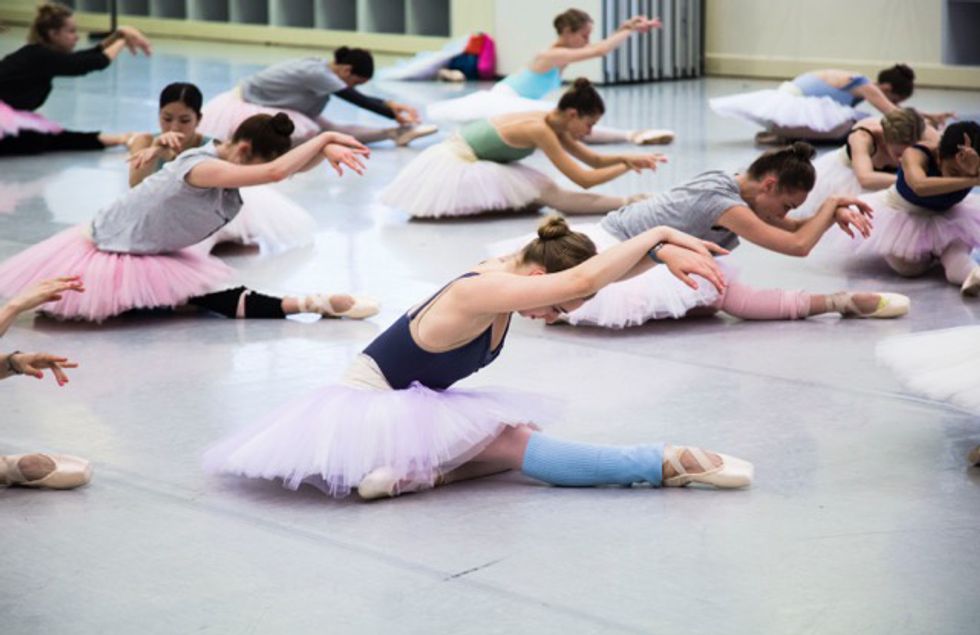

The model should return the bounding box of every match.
[428,9,673,146]
[383,79,664,218]
[198,46,437,146]
[205,216,753,499]
[494,143,909,327]
[0,114,378,322]
[0,2,150,156]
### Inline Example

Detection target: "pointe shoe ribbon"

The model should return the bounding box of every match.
[298,294,380,319]
[0,453,92,490]
[663,447,753,489]
[832,292,910,319]
[630,129,675,145]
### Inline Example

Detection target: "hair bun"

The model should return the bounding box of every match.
[571,77,592,91]
[895,63,914,80]
[788,141,816,161]
[269,112,295,137]
[537,215,571,241]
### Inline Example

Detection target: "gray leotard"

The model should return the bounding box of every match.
[601,171,745,251]
[240,57,346,120]
[92,141,242,254]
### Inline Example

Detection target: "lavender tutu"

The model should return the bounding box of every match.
[380,133,554,218]
[709,84,861,132]
[0,225,234,321]
[848,189,980,261]
[0,100,63,139]
[489,223,725,328]
[198,89,321,144]
[196,185,316,254]
[204,354,555,497]
[877,326,980,413]
[793,147,871,219]
[427,83,553,123]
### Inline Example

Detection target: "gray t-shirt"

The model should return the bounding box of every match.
[601,171,745,251]
[241,57,346,120]
[92,142,242,254]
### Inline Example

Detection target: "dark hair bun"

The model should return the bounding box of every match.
[571,77,592,91]
[336,45,350,57]
[270,112,295,137]
[895,63,914,81]
[789,141,816,161]
[537,215,571,241]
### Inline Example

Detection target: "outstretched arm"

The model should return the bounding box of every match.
[534,127,630,187]
[900,138,980,196]
[558,132,667,171]
[533,16,660,69]
[0,276,85,336]
[848,133,896,190]
[851,84,899,116]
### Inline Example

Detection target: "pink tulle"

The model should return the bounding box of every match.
[0,226,235,321]
[0,101,63,139]
[204,373,556,497]
[198,90,321,143]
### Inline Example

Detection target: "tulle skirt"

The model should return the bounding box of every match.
[877,326,980,413]
[709,83,862,132]
[845,189,980,261]
[0,225,234,322]
[377,36,468,80]
[0,100,63,139]
[204,354,553,497]
[380,133,554,218]
[195,185,316,254]
[490,223,725,328]
[427,83,553,123]
[198,89,321,144]
[793,147,869,219]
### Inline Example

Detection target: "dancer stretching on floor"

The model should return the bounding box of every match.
[494,142,909,327]
[0,114,377,322]
[383,79,664,218]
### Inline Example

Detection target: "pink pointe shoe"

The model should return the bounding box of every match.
[297,294,380,319]
[662,446,753,489]
[0,453,92,490]
[357,467,437,500]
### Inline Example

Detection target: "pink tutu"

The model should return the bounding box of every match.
[849,189,980,261]
[0,225,234,321]
[0,100,63,139]
[198,89,321,143]
[490,223,726,328]
[204,355,555,497]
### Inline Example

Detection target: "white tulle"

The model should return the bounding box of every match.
[877,326,980,413]
[709,85,862,132]
[380,134,554,218]
[427,83,553,123]
[377,37,468,80]
[194,185,316,254]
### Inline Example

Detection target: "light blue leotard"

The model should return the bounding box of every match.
[791,73,870,107]
[497,67,562,100]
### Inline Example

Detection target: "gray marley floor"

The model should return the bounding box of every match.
[1,31,979,635]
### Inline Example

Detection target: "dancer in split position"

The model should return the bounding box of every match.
[428,9,674,146]
[710,64,951,145]
[383,79,664,218]
[128,82,316,253]
[494,143,909,328]
[794,108,937,218]
[0,114,378,322]
[0,276,90,490]
[205,216,752,499]
[0,2,151,156]
[842,121,980,295]
[199,46,437,147]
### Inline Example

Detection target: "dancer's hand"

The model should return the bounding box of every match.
[321,132,371,155]
[833,198,874,239]
[323,144,369,176]
[661,227,730,259]
[622,153,668,172]
[657,244,726,293]
[7,276,84,313]
[955,133,979,176]
[154,131,186,152]
[387,102,421,125]
[7,352,78,386]
[116,26,152,55]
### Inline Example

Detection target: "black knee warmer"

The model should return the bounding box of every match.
[188,287,286,319]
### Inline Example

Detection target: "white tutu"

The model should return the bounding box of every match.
[793,147,871,219]
[197,185,316,254]
[709,84,861,133]
[490,223,724,328]
[427,83,553,123]
[377,37,468,80]
[204,354,554,497]
[380,133,554,218]
[877,326,980,413]
[198,89,321,144]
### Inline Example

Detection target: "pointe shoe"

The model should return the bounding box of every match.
[357,467,435,500]
[437,68,466,82]
[961,267,980,297]
[968,445,980,466]
[630,129,675,145]
[297,294,380,319]
[834,292,910,319]
[394,124,438,147]
[754,131,787,146]
[662,446,753,489]
[0,453,92,490]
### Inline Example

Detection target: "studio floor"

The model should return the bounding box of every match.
[2,30,979,635]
